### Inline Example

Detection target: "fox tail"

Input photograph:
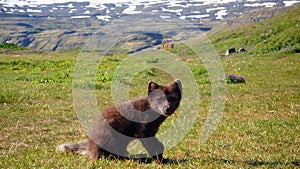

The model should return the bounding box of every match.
[56,141,87,156]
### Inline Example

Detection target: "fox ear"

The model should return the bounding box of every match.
[148,81,159,94]
[173,79,182,94]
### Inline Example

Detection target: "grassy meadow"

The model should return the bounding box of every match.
[0,49,299,168]
[209,5,300,55]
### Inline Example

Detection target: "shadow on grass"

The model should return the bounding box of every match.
[103,154,188,165]
[135,157,299,166]
[104,155,299,166]
[136,157,188,165]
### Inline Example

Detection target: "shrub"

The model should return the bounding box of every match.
[0,43,27,50]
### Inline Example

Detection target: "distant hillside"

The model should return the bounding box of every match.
[1,1,299,52]
[209,5,300,54]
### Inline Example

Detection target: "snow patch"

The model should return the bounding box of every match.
[96,15,111,21]
[122,5,142,14]
[67,3,74,8]
[215,9,228,20]
[206,7,226,13]
[69,9,77,13]
[27,9,42,13]
[187,14,210,19]
[244,2,277,8]
[70,15,91,19]
[283,0,300,6]
[161,7,183,13]
[179,15,187,20]
[160,15,171,19]
[2,4,15,8]
[84,10,90,14]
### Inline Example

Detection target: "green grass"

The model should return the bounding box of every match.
[0,51,299,168]
[209,5,300,55]
[0,43,28,50]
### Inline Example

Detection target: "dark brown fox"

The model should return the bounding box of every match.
[57,79,182,163]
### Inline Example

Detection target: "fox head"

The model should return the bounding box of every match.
[148,79,182,116]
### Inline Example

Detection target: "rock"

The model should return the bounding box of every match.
[225,48,236,55]
[239,48,247,53]
[104,52,113,56]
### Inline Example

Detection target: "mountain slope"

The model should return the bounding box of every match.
[209,4,300,54]
[1,1,300,51]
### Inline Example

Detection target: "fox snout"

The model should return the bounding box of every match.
[164,103,172,114]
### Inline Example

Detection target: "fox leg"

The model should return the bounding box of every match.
[140,137,164,163]
[86,138,101,159]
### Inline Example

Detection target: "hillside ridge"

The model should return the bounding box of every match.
[208,4,300,54]
[1,1,300,51]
